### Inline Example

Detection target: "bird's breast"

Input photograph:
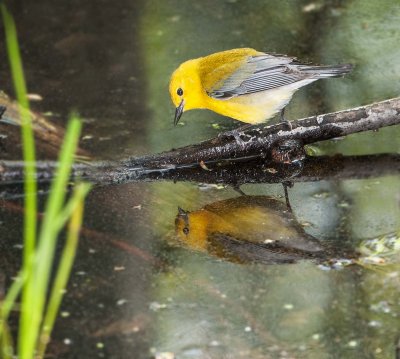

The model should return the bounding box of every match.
[204,87,296,124]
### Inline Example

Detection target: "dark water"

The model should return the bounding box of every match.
[1,0,400,358]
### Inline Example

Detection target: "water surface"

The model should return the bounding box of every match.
[0,1,400,358]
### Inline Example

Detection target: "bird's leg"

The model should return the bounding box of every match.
[0,106,6,120]
[282,181,293,213]
[235,123,253,132]
[271,139,305,165]
[218,123,253,147]
[232,184,246,196]
[280,108,293,131]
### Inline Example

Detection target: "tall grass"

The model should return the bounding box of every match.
[0,4,91,358]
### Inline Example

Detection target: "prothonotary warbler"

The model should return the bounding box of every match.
[169,48,352,126]
[175,196,325,264]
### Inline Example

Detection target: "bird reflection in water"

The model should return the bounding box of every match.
[175,195,328,265]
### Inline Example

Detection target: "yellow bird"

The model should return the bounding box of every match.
[169,48,352,126]
[175,196,326,264]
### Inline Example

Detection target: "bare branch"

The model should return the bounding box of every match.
[116,97,400,170]
[0,97,399,187]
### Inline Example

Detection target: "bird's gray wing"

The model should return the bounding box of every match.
[209,233,323,265]
[208,54,308,99]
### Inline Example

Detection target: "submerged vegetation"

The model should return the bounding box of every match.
[0,4,90,358]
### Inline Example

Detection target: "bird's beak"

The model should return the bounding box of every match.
[174,99,184,126]
[177,206,189,225]
[177,206,188,216]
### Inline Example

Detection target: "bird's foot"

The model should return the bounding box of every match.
[218,129,247,148]
[271,139,305,165]
[218,124,253,148]
[280,108,293,131]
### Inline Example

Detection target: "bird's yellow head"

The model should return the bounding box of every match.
[169,59,204,125]
[175,206,212,251]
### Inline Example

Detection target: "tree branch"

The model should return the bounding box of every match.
[117,96,400,170]
[0,154,399,199]
[0,97,399,187]
[90,97,400,185]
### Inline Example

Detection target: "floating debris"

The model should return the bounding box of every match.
[347,340,358,348]
[211,123,222,130]
[114,266,126,271]
[300,221,314,228]
[302,2,323,12]
[318,258,355,271]
[116,299,128,306]
[368,320,382,328]
[149,302,167,312]
[155,352,175,359]
[82,135,94,140]
[370,301,391,314]
[27,93,43,101]
[337,200,351,208]
[198,183,225,190]
[359,232,400,257]
[312,191,331,199]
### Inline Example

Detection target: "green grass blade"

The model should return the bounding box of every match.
[37,183,90,357]
[1,5,90,359]
[1,322,14,359]
[0,2,36,258]
[53,183,91,232]
[0,272,24,340]
[0,5,38,358]
[20,116,82,358]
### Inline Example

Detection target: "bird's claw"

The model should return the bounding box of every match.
[271,139,305,165]
[283,119,293,131]
[280,108,293,130]
[219,129,248,149]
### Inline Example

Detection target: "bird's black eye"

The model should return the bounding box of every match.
[183,227,189,235]
[177,88,183,96]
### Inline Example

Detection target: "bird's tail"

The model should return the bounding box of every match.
[297,63,353,78]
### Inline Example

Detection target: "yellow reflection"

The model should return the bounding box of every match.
[175,195,326,264]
